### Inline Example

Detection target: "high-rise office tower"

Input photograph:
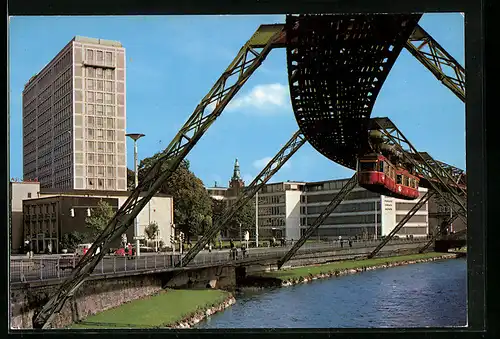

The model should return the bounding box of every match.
[22,36,127,191]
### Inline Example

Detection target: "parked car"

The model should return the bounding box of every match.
[114,244,135,258]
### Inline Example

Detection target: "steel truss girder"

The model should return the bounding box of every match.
[179,130,306,267]
[419,213,460,253]
[285,14,422,171]
[32,24,285,329]
[412,152,467,189]
[277,173,358,269]
[370,117,467,211]
[368,184,466,258]
[405,24,465,102]
[368,190,434,259]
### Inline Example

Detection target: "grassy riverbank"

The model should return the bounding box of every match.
[259,252,456,281]
[70,289,230,329]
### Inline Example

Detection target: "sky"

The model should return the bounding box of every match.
[8,14,465,187]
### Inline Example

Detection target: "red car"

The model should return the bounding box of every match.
[115,244,134,257]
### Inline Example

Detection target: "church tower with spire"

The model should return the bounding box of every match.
[228,158,245,197]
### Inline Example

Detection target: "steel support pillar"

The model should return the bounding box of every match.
[405,24,465,102]
[277,173,358,269]
[419,214,460,253]
[178,131,306,267]
[371,118,467,218]
[367,191,434,259]
[32,25,285,329]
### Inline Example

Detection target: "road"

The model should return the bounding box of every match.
[10,238,427,283]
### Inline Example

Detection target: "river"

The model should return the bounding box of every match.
[197,258,467,328]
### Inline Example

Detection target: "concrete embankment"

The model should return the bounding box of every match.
[240,252,464,289]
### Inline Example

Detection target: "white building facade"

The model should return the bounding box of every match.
[207,176,429,241]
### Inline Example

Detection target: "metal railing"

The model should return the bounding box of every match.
[10,254,183,284]
[10,237,428,284]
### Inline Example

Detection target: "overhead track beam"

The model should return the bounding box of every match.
[32,24,285,329]
[179,130,306,267]
[277,173,358,269]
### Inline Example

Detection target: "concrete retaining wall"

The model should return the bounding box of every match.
[163,265,236,290]
[10,274,163,329]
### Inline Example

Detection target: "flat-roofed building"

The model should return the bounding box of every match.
[22,36,127,191]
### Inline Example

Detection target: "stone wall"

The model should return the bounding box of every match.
[164,265,236,290]
[11,274,162,329]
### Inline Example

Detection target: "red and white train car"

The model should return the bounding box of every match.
[357,153,420,200]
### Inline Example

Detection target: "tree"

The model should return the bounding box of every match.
[127,168,136,191]
[85,200,115,242]
[211,198,255,240]
[145,221,159,242]
[60,231,86,252]
[228,200,255,233]
[132,154,213,242]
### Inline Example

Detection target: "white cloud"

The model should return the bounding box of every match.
[204,83,291,115]
[228,83,290,112]
[252,156,291,170]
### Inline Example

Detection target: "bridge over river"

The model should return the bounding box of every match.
[10,237,428,285]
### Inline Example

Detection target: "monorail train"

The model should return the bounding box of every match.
[357,153,420,200]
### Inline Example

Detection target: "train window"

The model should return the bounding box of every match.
[410,179,415,188]
[404,177,409,187]
[379,161,385,173]
[396,174,402,184]
[360,162,376,171]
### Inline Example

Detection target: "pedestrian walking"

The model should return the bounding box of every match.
[340,239,344,248]
[348,239,352,248]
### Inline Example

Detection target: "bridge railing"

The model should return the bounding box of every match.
[9,254,183,284]
[10,237,429,284]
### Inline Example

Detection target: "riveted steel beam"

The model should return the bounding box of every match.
[405,24,465,102]
[277,173,358,269]
[286,14,422,170]
[179,130,306,267]
[370,117,467,221]
[33,25,285,329]
[368,190,434,259]
[419,213,460,253]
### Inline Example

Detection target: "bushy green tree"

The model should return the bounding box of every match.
[127,168,136,191]
[85,200,115,241]
[145,221,159,241]
[60,231,86,252]
[133,155,213,241]
[212,198,255,238]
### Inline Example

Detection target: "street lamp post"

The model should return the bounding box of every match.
[126,133,145,257]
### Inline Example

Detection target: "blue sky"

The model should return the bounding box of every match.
[9,14,464,187]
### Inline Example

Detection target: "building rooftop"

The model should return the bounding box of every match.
[40,188,171,198]
[73,36,123,47]
[24,35,123,88]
